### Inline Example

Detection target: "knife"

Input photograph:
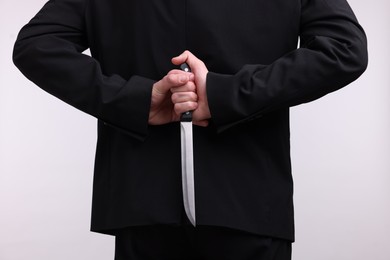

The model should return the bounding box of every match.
[180,63,196,226]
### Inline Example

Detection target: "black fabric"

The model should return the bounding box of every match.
[13,0,368,241]
[114,225,292,260]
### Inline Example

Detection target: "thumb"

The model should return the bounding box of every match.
[171,50,202,71]
[154,73,188,95]
[171,51,189,66]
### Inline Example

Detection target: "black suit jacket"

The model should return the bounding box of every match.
[13,0,367,241]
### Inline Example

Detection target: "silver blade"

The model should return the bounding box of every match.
[180,120,196,226]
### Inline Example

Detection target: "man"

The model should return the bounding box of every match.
[13,0,367,259]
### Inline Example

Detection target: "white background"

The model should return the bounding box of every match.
[1,0,389,259]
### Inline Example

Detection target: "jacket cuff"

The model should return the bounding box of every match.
[101,75,155,141]
[207,71,260,133]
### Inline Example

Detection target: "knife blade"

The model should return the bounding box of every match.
[180,63,196,226]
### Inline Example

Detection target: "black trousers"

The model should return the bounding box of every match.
[114,225,291,260]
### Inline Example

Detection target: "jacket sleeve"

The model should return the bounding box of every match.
[206,0,368,132]
[13,0,154,141]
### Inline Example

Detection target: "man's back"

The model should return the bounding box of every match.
[13,0,367,248]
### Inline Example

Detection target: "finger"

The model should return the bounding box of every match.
[168,69,195,81]
[170,81,196,93]
[171,92,198,104]
[167,73,191,85]
[174,101,198,115]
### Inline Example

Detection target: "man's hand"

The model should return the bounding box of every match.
[149,70,197,125]
[172,51,211,127]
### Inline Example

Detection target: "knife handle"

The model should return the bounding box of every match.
[180,63,191,73]
[181,111,192,122]
[180,63,193,122]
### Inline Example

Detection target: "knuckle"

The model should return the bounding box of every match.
[187,82,196,91]
[171,93,179,103]
[174,103,183,112]
[190,92,198,100]
[167,74,175,83]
